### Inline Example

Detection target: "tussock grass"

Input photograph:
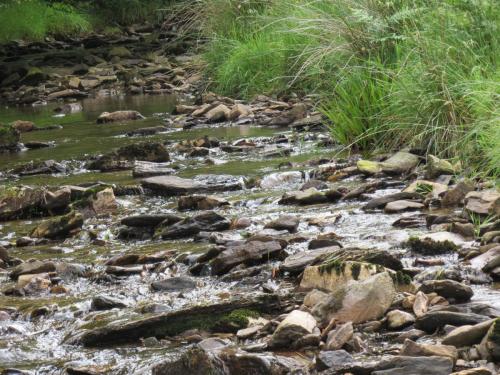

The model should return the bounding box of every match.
[0,0,90,42]
[198,0,500,178]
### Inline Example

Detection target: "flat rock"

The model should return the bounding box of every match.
[141,175,243,196]
[400,339,458,362]
[363,192,422,211]
[385,200,425,213]
[132,161,175,178]
[151,276,197,292]
[316,350,354,372]
[442,319,494,347]
[464,190,500,216]
[280,247,337,274]
[91,295,128,311]
[415,311,490,333]
[373,355,453,375]
[264,215,300,233]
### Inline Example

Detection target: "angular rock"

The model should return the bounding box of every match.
[269,310,317,348]
[442,319,494,347]
[373,355,453,375]
[91,295,128,311]
[465,190,500,217]
[132,161,175,178]
[312,272,396,324]
[363,192,422,211]
[178,195,229,211]
[157,211,230,239]
[315,350,354,372]
[10,261,56,280]
[415,311,489,333]
[477,318,500,362]
[121,214,182,228]
[30,211,83,239]
[400,339,458,362]
[142,175,243,196]
[326,321,353,350]
[205,104,230,123]
[385,200,425,213]
[151,276,197,292]
[426,155,457,179]
[279,188,329,205]
[209,240,285,276]
[280,247,337,274]
[419,279,473,303]
[264,215,299,233]
[260,171,303,189]
[387,310,415,330]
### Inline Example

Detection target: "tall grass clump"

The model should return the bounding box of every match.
[0,0,90,42]
[200,0,499,177]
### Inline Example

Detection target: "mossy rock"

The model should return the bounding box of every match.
[357,160,382,175]
[21,67,47,85]
[0,125,20,149]
[405,237,458,255]
[108,46,132,59]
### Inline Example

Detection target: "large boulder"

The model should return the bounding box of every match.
[96,110,145,123]
[269,310,317,348]
[311,272,396,324]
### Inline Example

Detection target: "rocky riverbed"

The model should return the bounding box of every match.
[1,73,500,374]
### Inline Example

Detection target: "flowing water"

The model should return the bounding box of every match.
[0,95,498,373]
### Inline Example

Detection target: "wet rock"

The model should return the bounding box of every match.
[401,339,458,362]
[419,279,473,303]
[132,161,175,178]
[269,309,317,348]
[209,240,285,276]
[178,195,229,211]
[280,247,337,274]
[442,319,494,347]
[13,159,66,176]
[279,187,328,205]
[309,233,343,249]
[316,349,354,372]
[30,211,83,239]
[151,276,197,292]
[415,311,490,333]
[300,179,328,191]
[229,103,252,120]
[121,214,182,228]
[477,318,500,362]
[68,294,284,347]
[47,89,87,100]
[10,120,35,132]
[363,192,422,211]
[406,234,461,255]
[470,245,500,271]
[264,215,299,233]
[451,222,475,239]
[91,295,128,311]
[205,104,231,122]
[142,174,243,196]
[326,321,353,350]
[372,355,453,375]
[157,211,230,239]
[385,200,425,213]
[450,368,493,375]
[441,181,475,207]
[300,255,396,291]
[404,180,449,199]
[188,147,210,157]
[426,154,458,179]
[109,46,132,58]
[127,125,169,137]
[81,187,117,217]
[259,171,303,189]
[0,125,21,153]
[464,190,500,217]
[387,310,415,330]
[54,103,82,114]
[96,110,145,124]
[357,159,382,175]
[9,260,56,280]
[23,141,52,149]
[268,103,306,126]
[312,272,396,324]
[89,142,169,171]
[358,152,419,175]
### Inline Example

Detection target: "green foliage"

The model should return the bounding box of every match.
[0,0,90,42]
[200,0,500,177]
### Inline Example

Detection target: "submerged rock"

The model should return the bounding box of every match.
[96,110,145,123]
[142,174,243,196]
